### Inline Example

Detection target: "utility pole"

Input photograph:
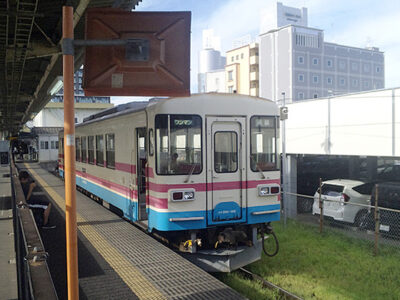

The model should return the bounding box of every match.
[281,92,287,226]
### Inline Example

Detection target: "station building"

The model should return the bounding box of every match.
[27,69,113,162]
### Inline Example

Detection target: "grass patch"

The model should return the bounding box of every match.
[219,220,400,299]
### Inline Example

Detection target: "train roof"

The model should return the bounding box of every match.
[75,93,277,128]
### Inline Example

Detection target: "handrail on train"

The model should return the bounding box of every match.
[10,158,58,300]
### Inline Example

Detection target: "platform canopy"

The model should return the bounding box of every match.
[0,0,141,135]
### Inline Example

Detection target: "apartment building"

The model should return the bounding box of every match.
[225,43,259,96]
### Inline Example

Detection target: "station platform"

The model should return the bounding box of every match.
[0,164,18,300]
[19,162,245,299]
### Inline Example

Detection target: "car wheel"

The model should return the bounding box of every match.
[354,209,368,228]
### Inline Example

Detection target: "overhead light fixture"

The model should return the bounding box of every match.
[47,76,64,95]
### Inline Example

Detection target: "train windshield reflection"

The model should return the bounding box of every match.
[155,114,202,175]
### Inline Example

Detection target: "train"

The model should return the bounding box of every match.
[58,93,281,272]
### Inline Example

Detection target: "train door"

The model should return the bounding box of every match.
[206,117,247,225]
[136,128,148,221]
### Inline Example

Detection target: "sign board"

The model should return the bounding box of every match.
[83,9,191,97]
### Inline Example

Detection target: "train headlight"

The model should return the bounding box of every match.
[183,191,195,200]
[259,187,270,196]
[170,189,195,202]
[258,184,280,196]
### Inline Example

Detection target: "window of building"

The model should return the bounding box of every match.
[55,141,59,149]
[364,81,369,88]
[106,134,115,168]
[231,56,234,62]
[51,141,56,149]
[88,136,95,164]
[376,66,381,73]
[298,56,304,64]
[228,86,233,93]
[96,135,104,166]
[228,70,233,81]
[298,74,304,82]
[40,141,49,150]
[312,58,319,65]
[313,93,318,98]
[313,75,319,83]
[352,79,358,87]
[75,138,81,162]
[155,115,202,175]
[339,61,346,69]
[351,62,358,71]
[241,53,244,59]
[340,78,345,86]
[327,59,332,67]
[250,116,279,171]
[236,55,239,60]
[298,92,304,100]
[327,77,332,85]
[295,33,319,48]
[363,64,370,72]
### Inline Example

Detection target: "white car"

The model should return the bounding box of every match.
[312,179,372,226]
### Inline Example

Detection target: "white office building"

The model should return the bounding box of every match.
[259,25,384,102]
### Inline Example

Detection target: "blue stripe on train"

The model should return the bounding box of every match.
[67,169,280,231]
[75,174,138,221]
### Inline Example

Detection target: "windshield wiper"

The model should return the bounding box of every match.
[251,156,266,179]
[184,164,197,183]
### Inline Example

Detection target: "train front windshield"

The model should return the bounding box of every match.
[155,114,202,175]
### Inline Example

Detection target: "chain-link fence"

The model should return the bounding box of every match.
[282,181,400,255]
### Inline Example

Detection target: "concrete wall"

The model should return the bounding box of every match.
[205,70,226,93]
[285,88,400,157]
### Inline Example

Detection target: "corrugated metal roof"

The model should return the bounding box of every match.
[31,126,63,135]
[0,0,142,134]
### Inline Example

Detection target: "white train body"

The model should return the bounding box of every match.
[58,93,281,270]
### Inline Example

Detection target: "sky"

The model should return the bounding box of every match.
[112,0,400,104]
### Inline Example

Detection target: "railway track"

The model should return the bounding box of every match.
[238,268,303,300]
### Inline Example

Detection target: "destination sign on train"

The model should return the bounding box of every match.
[174,120,193,126]
[252,118,274,128]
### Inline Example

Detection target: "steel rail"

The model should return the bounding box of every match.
[238,268,303,300]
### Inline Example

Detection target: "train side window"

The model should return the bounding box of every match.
[88,136,95,164]
[106,133,115,168]
[81,136,87,163]
[250,116,279,171]
[75,138,81,162]
[214,131,238,173]
[96,135,104,166]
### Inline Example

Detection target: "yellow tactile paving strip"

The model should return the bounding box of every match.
[26,164,167,300]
